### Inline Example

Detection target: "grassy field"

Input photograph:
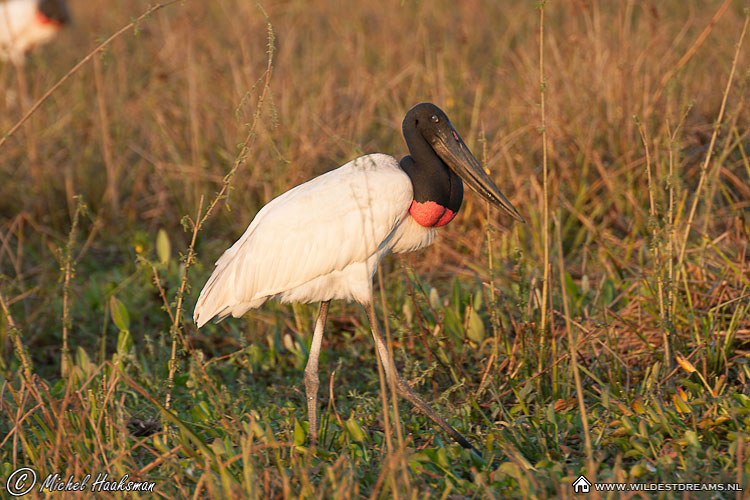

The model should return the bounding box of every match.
[1,0,749,497]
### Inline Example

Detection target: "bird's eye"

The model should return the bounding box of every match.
[431,115,439,123]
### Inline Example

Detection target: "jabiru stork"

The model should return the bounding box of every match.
[0,0,70,64]
[194,103,524,454]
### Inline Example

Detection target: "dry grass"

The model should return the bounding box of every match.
[1,0,749,497]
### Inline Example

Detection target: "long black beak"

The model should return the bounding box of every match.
[432,127,525,223]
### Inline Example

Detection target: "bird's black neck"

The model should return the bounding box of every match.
[400,123,463,220]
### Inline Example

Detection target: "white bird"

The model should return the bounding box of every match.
[194,103,524,454]
[0,0,69,64]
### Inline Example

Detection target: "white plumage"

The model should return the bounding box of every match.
[194,153,434,327]
[0,0,66,63]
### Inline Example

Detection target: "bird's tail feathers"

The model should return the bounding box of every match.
[193,247,243,327]
[193,271,227,327]
[193,239,265,327]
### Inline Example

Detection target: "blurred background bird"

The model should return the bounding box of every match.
[0,0,70,64]
[1,0,70,169]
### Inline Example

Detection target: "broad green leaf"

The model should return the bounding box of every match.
[110,296,130,331]
[192,401,212,422]
[546,403,556,424]
[293,419,305,446]
[684,430,700,448]
[451,277,463,312]
[466,306,485,343]
[673,394,691,413]
[76,346,92,375]
[620,415,634,434]
[436,447,449,468]
[156,228,171,265]
[443,307,463,344]
[473,288,483,311]
[345,416,366,443]
[632,397,645,414]
[564,271,579,302]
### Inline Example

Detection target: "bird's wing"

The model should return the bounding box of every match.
[194,154,414,326]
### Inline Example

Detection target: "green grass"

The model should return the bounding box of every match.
[1,0,750,497]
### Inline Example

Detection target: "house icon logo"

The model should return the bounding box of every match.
[573,475,592,493]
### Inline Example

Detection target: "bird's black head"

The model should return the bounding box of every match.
[39,0,71,25]
[403,102,453,146]
[401,102,524,223]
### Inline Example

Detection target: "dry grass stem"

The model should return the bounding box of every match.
[555,214,593,477]
[537,0,552,380]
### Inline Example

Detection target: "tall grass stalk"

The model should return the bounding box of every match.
[554,213,594,478]
[164,195,204,411]
[537,0,552,385]
[60,197,86,377]
[93,56,119,215]
[635,119,668,365]
[0,290,32,382]
[479,124,501,396]
[665,104,690,345]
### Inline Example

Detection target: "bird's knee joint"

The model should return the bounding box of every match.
[304,371,319,389]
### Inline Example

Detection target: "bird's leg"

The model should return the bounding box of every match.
[365,302,482,457]
[304,300,330,444]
